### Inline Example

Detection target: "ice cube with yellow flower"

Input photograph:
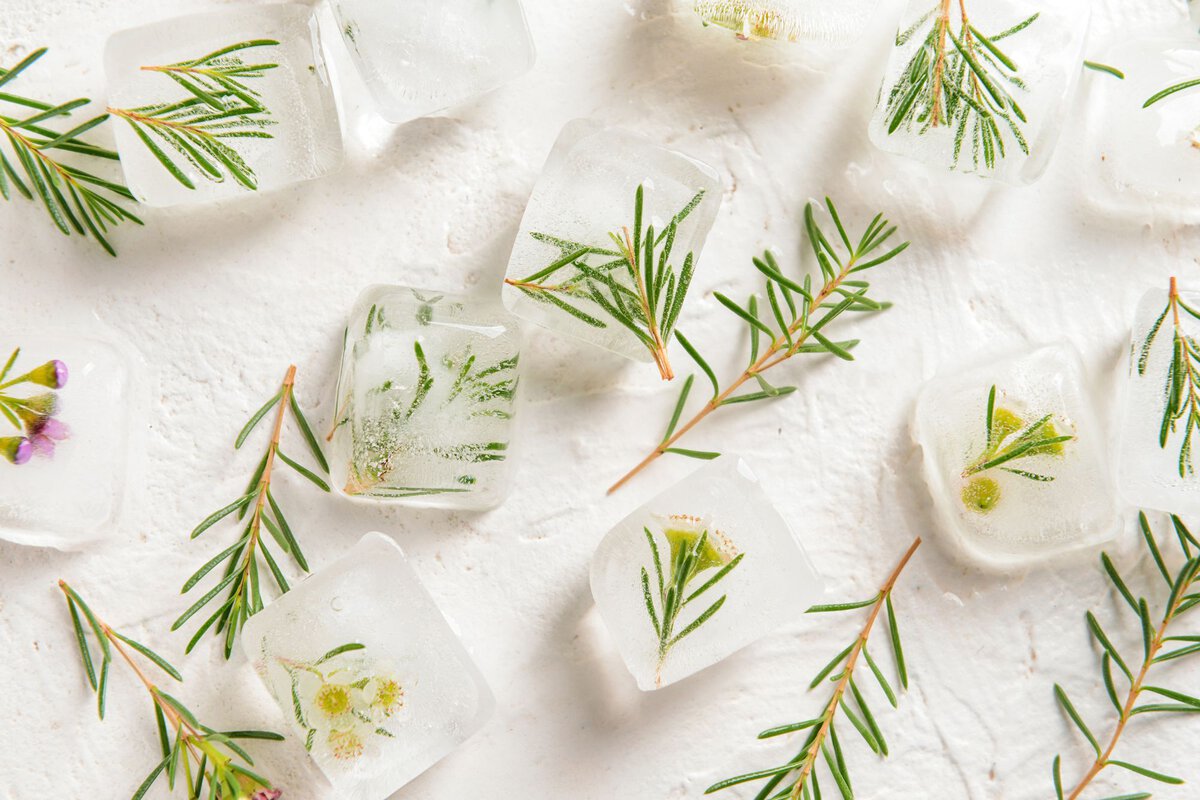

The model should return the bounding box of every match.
[589,456,823,690]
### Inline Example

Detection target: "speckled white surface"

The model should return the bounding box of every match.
[3,1,1200,798]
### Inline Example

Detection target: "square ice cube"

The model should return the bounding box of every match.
[1117,285,1200,515]
[913,344,1118,568]
[329,0,535,123]
[242,532,494,800]
[868,0,1090,184]
[503,121,721,368]
[329,285,521,509]
[1085,35,1200,222]
[690,0,882,45]
[589,456,823,691]
[105,4,343,208]
[0,331,137,549]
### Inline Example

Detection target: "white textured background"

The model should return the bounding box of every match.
[3,0,1200,798]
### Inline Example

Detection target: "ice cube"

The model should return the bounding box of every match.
[1117,285,1200,515]
[242,532,494,800]
[1084,34,1200,222]
[329,286,521,509]
[104,4,343,208]
[503,121,721,367]
[868,0,1090,184]
[913,344,1118,568]
[328,0,535,124]
[589,456,823,691]
[0,331,137,549]
[690,0,882,45]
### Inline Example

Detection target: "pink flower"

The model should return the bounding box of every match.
[251,790,282,800]
[26,416,69,458]
[0,436,31,465]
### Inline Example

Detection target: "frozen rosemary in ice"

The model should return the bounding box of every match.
[959,384,1074,513]
[505,184,701,381]
[641,515,744,687]
[1136,277,1200,477]
[108,40,280,191]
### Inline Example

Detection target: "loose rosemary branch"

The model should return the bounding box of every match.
[882,0,1037,172]
[1137,277,1200,478]
[506,184,703,380]
[58,581,284,799]
[0,48,141,256]
[109,40,280,191]
[173,365,330,659]
[608,198,909,494]
[707,537,921,800]
[1052,513,1200,799]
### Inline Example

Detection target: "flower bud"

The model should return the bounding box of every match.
[27,359,68,389]
[1,436,32,465]
[16,393,58,422]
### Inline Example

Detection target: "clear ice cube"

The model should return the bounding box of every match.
[105,4,343,208]
[913,344,1118,568]
[690,0,882,45]
[242,532,494,800]
[868,0,1090,184]
[503,120,721,364]
[329,0,535,124]
[1117,285,1200,515]
[0,331,137,549]
[329,286,521,509]
[1084,34,1200,221]
[589,456,823,691]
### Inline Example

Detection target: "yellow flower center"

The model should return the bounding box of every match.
[315,683,352,718]
[328,728,364,761]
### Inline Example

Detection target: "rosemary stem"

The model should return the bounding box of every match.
[607,256,858,495]
[623,226,674,381]
[929,0,954,127]
[788,537,922,799]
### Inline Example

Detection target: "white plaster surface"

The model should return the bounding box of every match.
[3,0,1200,798]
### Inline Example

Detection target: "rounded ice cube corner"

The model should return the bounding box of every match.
[240,531,495,800]
[867,0,1091,186]
[0,327,144,550]
[103,3,343,208]
[911,343,1120,571]
[327,0,536,124]
[501,120,723,367]
[328,284,522,510]
[588,455,824,691]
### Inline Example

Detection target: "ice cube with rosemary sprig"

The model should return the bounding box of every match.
[1117,280,1200,516]
[690,0,881,46]
[503,121,721,379]
[104,4,342,207]
[590,456,823,690]
[914,344,1118,568]
[243,533,495,800]
[329,286,522,510]
[868,0,1090,184]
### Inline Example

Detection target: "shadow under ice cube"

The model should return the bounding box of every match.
[242,532,495,800]
[589,456,823,691]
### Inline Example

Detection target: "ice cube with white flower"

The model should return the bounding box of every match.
[1085,34,1200,221]
[913,344,1118,568]
[1116,284,1200,515]
[690,0,882,45]
[242,532,495,800]
[329,0,535,123]
[868,0,1090,184]
[503,121,721,374]
[329,285,521,509]
[104,3,342,207]
[589,456,823,691]
[0,331,137,550]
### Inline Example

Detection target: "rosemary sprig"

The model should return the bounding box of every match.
[0,48,142,255]
[506,184,703,380]
[1137,277,1200,478]
[58,580,284,799]
[959,384,1074,513]
[707,537,921,800]
[641,520,745,687]
[173,364,330,659]
[882,0,1037,172]
[608,198,909,494]
[109,40,280,191]
[1051,513,1200,799]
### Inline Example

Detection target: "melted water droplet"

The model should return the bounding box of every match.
[331,596,345,612]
